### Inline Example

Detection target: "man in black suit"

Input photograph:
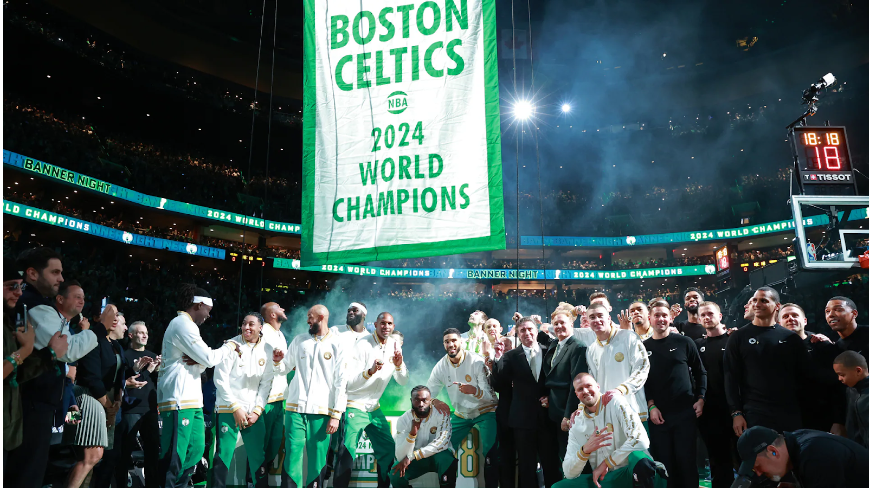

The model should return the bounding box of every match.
[491,317,561,487]
[542,311,588,461]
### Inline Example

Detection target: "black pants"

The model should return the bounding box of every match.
[90,422,122,488]
[496,418,516,488]
[109,411,161,488]
[514,426,560,488]
[5,407,54,488]
[698,407,736,488]
[745,408,801,433]
[649,409,698,488]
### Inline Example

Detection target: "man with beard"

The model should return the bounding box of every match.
[427,328,498,488]
[644,301,706,488]
[543,311,588,460]
[781,303,845,434]
[7,248,95,488]
[157,285,242,488]
[388,386,458,488]
[333,312,408,488]
[326,302,370,480]
[736,426,869,488]
[571,303,650,425]
[211,313,274,488]
[3,257,68,455]
[724,287,814,436]
[259,302,290,478]
[826,296,868,362]
[272,304,346,488]
[673,288,706,340]
[694,302,735,488]
[462,310,489,357]
[555,372,659,488]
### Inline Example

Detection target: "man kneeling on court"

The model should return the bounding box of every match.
[556,373,662,488]
[389,386,458,488]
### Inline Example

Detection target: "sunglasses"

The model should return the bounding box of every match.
[4,282,27,291]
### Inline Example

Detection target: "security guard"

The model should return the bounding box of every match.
[737,426,869,487]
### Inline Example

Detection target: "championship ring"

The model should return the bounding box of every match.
[465,374,472,382]
[324,352,333,360]
[614,352,624,362]
[430,427,437,434]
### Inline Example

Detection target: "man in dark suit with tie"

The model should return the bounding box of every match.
[542,311,588,461]
[491,317,561,487]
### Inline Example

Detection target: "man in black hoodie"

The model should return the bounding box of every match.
[5,248,98,488]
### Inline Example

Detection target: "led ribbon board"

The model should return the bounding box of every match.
[523,209,869,247]
[3,201,226,259]
[3,151,301,234]
[274,258,716,280]
[302,0,505,265]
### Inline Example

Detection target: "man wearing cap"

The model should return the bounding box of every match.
[158,284,242,488]
[736,426,869,487]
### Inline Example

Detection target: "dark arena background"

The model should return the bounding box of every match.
[3,0,869,487]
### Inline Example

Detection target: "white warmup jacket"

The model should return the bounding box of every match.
[575,327,650,421]
[157,311,239,412]
[345,333,409,412]
[563,395,650,479]
[214,334,273,416]
[394,408,454,461]
[426,351,497,419]
[274,326,346,419]
[261,323,289,404]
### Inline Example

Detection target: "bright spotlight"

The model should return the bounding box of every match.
[561,103,571,113]
[514,100,534,120]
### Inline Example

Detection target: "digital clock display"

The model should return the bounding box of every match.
[793,127,851,172]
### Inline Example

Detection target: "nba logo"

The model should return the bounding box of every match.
[806,242,816,261]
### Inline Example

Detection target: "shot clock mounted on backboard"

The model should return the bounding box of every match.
[785,73,868,272]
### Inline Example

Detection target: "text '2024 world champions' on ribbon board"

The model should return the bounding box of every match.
[302,0,505,265]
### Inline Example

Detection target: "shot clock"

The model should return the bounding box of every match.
[789,126,856,195]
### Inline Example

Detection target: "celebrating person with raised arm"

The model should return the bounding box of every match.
[388,386,458,488]
[272,304,346,488]
[571,303,650,424]
[157,285,242,488]
[555,372,660,488]
[427,327,499,488]
[210,313,274,488]
[333,312,408,488]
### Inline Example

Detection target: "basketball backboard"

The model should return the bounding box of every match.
[791,195,869,270]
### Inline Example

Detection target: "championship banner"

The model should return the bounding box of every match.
[302,0,505,265]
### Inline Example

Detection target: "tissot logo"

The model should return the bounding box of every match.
[804,173,851,182]
[386,91,408,114]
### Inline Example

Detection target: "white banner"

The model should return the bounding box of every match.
[302,0,505,265]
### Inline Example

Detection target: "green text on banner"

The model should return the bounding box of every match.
[302,0,505,265]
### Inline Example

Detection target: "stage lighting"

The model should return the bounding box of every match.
[514,100,533,120]
[561,103,571,113]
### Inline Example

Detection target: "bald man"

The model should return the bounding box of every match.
[273,305,346,488]
[259,302,290,480]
